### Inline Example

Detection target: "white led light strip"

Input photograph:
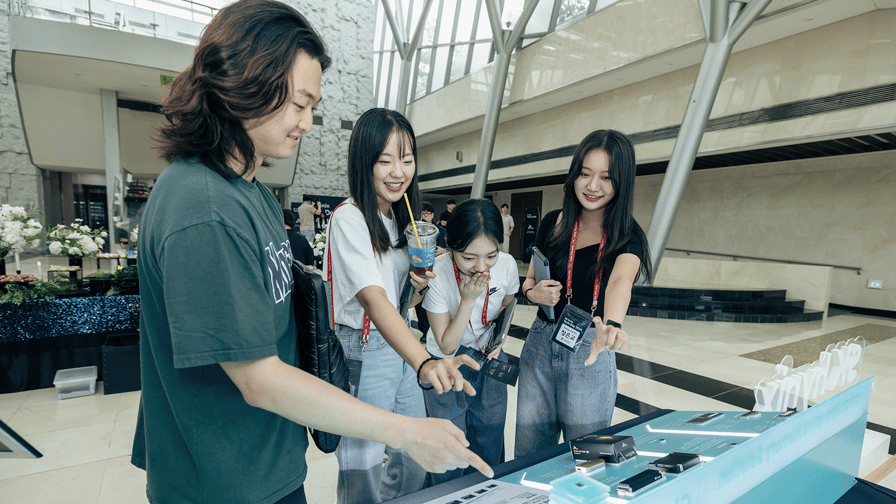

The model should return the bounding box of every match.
[645,425,760,438]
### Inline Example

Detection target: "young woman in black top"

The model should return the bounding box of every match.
[515,129,652,457]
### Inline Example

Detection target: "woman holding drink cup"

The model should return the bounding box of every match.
[324,108,486,504]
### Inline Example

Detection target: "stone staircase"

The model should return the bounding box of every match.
[515,277,825,323]
[627,286,824,323]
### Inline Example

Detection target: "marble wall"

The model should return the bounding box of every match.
[0,2,42,208]
[653,257,833,316]
[285,0,375,204]
[486,149,895,312]
[635,150,896,312]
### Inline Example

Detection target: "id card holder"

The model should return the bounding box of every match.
[550,303,593,353]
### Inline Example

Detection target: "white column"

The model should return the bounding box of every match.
[101,89,121,251]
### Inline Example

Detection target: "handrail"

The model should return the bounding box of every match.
[665,248,862,275]
[9,0,214,45]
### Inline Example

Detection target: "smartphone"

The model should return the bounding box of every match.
[685,412,724,425]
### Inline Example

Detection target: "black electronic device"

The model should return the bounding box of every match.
[647,452,702,474]
[775,409,798,419]
[616,469,664,495]
[397,275,413,319]
[570,434,636,464]
[531,246,554,321]
[483,298,516,356]
[738,410,761,419]
[685,412,724,425]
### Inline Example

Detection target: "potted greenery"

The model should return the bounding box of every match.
[108,266,139,296]
[86,272,116,296]
[0,278,81,305]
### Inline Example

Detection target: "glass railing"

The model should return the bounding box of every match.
[8,0,225,45]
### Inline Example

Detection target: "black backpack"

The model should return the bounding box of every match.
[290,260,350,453]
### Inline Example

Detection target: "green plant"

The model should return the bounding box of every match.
[0,278,80,305]
[86,272,116,280]
[112,266,138,293]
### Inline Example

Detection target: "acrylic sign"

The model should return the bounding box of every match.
[753,337,864,412]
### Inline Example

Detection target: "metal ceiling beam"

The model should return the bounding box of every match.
[645,0,772,281]
[380,0,435,114]
[470,0,540,200]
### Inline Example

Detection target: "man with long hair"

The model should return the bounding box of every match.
[131,2,490,502]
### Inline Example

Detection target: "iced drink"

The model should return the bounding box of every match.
[405,221,438,276]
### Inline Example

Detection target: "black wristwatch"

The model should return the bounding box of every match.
[415,285,430,296]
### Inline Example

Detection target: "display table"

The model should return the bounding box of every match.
[388,379,892,504]
[0,295,139,393]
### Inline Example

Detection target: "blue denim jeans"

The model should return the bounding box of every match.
[300,229,315,245]
[335,326,426,504]
[514,317,618,458]
[423,350,508,486]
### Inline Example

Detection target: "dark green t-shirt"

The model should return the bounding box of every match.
[131,158,307,504]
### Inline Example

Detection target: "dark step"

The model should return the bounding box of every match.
[632,286,787,301]
[626,306,824,323]
[629,295,806,314]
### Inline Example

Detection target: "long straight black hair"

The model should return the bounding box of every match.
[544,129,652,283]
[347,108,421,254]
[445,199,504,252]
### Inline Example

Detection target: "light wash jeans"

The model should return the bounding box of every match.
[300,229,315,245]
[335,325,426,504]
[514,317,618,458]
[423,350,508,486]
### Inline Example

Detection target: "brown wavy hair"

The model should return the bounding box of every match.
[157,0,331,179]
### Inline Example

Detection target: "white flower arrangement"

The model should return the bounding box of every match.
[311,232,326,261]
[46,219,108,258]
[130,225,139,248]
[0,204,43,257]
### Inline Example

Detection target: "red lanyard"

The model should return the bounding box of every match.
[566,220,608,317]
[452,258,491,353]
[327,202,372,346]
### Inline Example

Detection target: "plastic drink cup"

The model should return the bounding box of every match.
[405,221,438,276]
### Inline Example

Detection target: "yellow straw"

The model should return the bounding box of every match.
[403,194,423,248]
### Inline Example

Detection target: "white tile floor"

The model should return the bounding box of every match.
[1,302,895,502]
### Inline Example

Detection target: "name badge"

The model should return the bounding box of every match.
[550,303,593,353]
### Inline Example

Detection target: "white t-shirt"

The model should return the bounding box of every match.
[502,214,514,236]
[423,252,520,358]
[324,199,409,330]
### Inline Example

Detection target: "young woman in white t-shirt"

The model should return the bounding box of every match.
[422,198,520,485]
[324,108,486,504]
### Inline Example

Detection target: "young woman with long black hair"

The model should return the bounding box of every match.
[515,129,652,458]
[422,199,519,485]
[324,108,486,504]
